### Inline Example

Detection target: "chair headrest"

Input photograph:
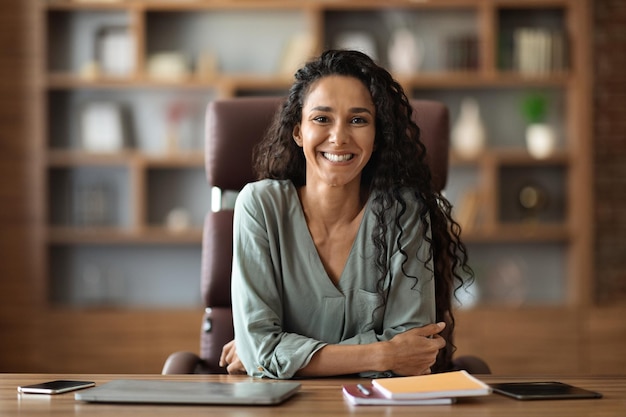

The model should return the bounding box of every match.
[205,96,284,191]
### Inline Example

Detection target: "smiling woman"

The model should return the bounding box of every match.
[222,50,473,379]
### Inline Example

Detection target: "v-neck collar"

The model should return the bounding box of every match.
[288,182,373,293]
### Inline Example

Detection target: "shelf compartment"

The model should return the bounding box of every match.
[324,7,479,73]
[498,165,567,224]
[146,167,210,229]
[47,89,210,154]
[48,166,131,229]
[144,10,311,79]
[463,242,567,308]
[448,149,569,237]
[497,6,568,74]
[48,245,203,307]
[413,87,566,151]
[46,9,134,75]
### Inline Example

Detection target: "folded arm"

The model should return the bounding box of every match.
[296,322,446,377]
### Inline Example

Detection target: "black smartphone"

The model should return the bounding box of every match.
[18,380,95,395]
[491,381,602,401]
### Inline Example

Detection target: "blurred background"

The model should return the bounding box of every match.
[0,0,624,375]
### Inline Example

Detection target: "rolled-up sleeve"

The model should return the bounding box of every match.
[231,184,326,379]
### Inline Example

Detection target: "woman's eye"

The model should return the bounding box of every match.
[351,116,367,124]
[313,115,329,123]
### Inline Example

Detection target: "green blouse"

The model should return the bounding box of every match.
[231,179,435,379]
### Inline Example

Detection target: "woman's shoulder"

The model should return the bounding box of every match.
[237,179,296,207]
[241,179,293,195]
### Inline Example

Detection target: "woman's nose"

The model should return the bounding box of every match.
[329,122,349,145]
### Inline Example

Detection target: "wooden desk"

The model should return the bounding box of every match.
[2,374,625,416]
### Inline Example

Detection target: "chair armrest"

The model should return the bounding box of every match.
[161,351,204,375]
[453,355,491,374]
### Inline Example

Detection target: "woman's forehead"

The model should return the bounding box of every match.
[302,75,374,110]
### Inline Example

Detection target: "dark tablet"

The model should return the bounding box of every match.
[491,382,602,401]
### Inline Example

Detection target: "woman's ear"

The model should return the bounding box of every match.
[292,125,303,147]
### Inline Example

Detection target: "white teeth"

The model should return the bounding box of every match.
[323,152,354,162]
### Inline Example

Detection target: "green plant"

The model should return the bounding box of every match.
[521,93,548,124]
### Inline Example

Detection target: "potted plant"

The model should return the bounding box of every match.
[521,93,555,159]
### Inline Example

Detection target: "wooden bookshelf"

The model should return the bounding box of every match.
[31,0,597,374]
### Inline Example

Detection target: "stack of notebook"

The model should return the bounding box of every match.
[342,370,491,406]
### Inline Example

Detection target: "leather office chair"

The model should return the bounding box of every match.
[162,96,490,375]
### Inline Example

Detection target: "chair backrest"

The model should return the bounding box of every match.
[199,96,449,373]
[205,96,449,193]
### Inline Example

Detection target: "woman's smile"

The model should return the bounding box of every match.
[322,152,355,163]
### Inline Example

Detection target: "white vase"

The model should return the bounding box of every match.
[525,123,556,159]
[334,32,378,60]
[451,97,486,158]
[388,28,423,74]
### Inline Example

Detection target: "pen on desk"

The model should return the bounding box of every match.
[356,384,371,396]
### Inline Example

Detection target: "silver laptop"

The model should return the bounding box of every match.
[75,379,301,405]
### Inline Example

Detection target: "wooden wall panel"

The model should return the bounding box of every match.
[584,307,626,375]
[36,310,202,374]
[454,308,583,375]
[0,0,41,372]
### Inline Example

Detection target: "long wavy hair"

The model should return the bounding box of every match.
[253,49,473,372]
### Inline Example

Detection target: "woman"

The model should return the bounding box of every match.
[221,49,472,379]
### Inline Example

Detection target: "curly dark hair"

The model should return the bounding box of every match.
[253,49,473,372]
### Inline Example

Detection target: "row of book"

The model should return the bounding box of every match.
[512,28,567,75]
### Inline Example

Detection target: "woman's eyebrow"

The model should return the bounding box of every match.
[350,107,373,115]
[310,105,373,115]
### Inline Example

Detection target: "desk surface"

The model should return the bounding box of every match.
[3,374,625,416]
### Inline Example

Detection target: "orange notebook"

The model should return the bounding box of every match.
[372,370,491,400]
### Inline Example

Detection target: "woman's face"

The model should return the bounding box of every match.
[293,75,376,189]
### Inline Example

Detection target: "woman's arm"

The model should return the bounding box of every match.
[296,322,446,377]
[221,322,446,377]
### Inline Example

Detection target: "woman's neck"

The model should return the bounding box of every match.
[297,182,367,231]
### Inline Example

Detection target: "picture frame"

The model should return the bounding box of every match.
[80,101,125,153]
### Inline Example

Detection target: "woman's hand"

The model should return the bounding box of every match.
[383,322,446,376]
[219,340,247,375]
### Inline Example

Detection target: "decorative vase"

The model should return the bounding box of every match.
[525,123,556,159]
[388,28,423,74]
[451,97,486,158]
